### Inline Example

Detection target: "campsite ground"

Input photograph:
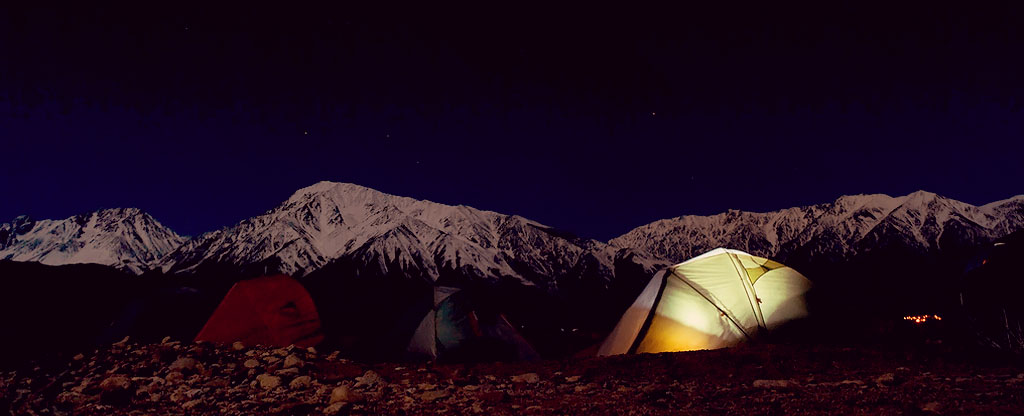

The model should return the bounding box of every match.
[3,339,1023,415]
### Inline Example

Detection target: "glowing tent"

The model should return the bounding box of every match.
[194,275,324,347]
[598,248,811,355]
[407,286,539,362]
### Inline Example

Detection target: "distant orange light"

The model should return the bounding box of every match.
[902,314,941,324]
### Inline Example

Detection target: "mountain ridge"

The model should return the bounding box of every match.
[2,185,1021,282]
[610,190,1024,265]
[0,207,184,274]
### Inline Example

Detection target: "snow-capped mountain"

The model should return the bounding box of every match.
[610,191,1024,266]
[160,182,659,290]
[0,208,185,274]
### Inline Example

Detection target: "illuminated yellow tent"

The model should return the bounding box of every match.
[598,248,811,355]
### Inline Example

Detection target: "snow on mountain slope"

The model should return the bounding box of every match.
[160,182,657,289]
[611,191,1024,265]
[0,208,184,273]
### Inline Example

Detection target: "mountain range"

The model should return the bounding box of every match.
[611,190,1024,268]
[0,208,183,274]
[2,183,1022,287]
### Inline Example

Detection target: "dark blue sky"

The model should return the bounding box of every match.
[2,3,1022,240]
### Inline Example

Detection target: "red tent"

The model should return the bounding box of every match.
[194,275,324,347]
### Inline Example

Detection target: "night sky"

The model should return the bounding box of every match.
[2,3,1022,240]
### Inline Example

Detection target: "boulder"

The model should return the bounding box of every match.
[256,374,281,389]
[329,384,364,404]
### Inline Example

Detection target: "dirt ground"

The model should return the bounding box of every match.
[3,338,1023,415]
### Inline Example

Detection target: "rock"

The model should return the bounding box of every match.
[98,375,133,404]
[307,346,318,354]
[565,375,581,383]
[323,402,348,415]
[752,379,799,389]
[354,370,384,388]
[165,371,184,384]
[284,354,305,369]
[243,359,261,369]
[161,336,172,344]
[113,336,130,346]
[72,353,84,361]
[232,341,245,351]
[420,389,449,401]
[921,401,942,414]
[290,375,312,389]
[511,373,540,384]
[256,374,281,389]
[185,388,204,399]
[56,391,82,406]
[875,373,896,386]
[169,357,198,373]
[276,367,301,376]
[170,391,186,402]
[330,384,363,404]
[182,399,202,409]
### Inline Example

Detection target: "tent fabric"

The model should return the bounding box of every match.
[598,248,811,355]
[194,275,324,347]
[407,286,539,362]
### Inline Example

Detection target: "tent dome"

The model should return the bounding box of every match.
[598,248,811,355]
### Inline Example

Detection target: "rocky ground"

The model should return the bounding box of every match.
[2,338,1024,415]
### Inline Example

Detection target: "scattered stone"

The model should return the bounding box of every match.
[330,384,364,404]
[256,374,281,389]
[921,401,942,414]
[98,375,132,404]
[875,373,896,386]
[169,357,198,373]
[284,354,305,369]
[276,367,301,376]
[565,375,581,383]
[243,359,261,369]
[511,373,540,384]
[72,353,84,361]
[753,379,799,389]
[420,389,449,401]
[323,402,348,415]
[232,341,245,351]
[354,370,384,388]
[113,336,130,346]
[290,375,312,389]
[182,399,202,409]
[161,336,173,344]
[165,371,184,384]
